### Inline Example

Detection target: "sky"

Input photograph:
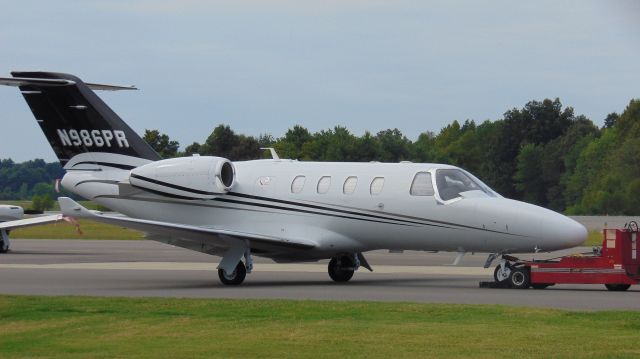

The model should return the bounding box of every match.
[1,0,639,162]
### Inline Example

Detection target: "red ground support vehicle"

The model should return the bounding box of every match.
[490,223,640,291]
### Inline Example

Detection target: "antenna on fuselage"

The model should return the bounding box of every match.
[260,147,280,160]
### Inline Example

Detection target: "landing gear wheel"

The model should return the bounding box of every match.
[328,256,355,282]
[508,268,531,289]
[218,261,247,285]
[493,263,511,283]
[605,284,631,291]
[531,284,552,290]
[0,240,8,254]
[0,230,9,253]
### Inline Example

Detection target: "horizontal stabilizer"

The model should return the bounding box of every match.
[0,77,137,91]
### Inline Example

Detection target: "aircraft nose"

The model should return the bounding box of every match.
[506,200,588,250]
[552,216,588,248]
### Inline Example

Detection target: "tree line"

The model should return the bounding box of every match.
[1,98,638,215]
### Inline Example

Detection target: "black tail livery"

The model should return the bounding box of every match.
[0,72,161,165]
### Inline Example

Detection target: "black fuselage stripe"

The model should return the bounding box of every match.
[215,198,416,227]
[130,184,204,201]
[225,191,520,235]
[225,192,454,229]
[75,179,120,187]
[130,173,223,196]
[73,161,136,170]
[97,194,437,229]
[92,190,516,236]
[93,192,521,236]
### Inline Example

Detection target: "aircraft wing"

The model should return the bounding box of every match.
[58,197,316,254]
[0,214,63,230]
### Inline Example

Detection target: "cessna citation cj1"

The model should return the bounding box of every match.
[0,72,587,285]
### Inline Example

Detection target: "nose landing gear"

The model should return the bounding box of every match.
[492,261,531,289]
[493,259,512,284]
[481,254,533,289]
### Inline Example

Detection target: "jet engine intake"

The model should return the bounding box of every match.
[129,156,235,200]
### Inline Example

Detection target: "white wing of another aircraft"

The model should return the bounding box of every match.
[0,214,63,230]
[0,204,63,252]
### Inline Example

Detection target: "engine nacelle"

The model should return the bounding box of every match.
[0,205,24,222]
[129,156,235,200]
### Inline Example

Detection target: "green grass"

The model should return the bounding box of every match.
[585,230,604,247]
[1,200,104,211]
[2,199,142,239]
[0,296,638,358]
[11,219,144,240]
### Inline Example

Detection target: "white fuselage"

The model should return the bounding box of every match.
[61,157,587,261]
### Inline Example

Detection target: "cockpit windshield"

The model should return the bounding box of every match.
[435,169,493,201]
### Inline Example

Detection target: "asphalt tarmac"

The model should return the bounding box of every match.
[1,239,638,311]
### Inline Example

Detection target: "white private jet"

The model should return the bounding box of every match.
[0,204,62,252]
[0,72,587,285]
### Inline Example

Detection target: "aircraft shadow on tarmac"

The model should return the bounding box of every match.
[5,251,108,256]
[132,277,637,293]
[133,277,466,291]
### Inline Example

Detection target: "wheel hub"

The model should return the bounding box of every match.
[512,272,525,286]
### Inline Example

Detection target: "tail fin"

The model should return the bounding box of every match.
[1,71,161,168]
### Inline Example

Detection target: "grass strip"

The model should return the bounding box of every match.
[0,295,639,358]
[585,230,604,246]
[10,219,144,240]
[1,200,103,211]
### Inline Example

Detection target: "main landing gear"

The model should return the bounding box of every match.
[0,229,11,254]
[217,246,253,285]
[218,261,247,285]
[328,253,372,283]
[215,249,373,285]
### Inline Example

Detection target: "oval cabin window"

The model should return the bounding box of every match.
[317,176,331,194]
[343,176,358,194]
[291,175,306,193]
[370,177,384,195]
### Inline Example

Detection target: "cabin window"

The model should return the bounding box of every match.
[370,177,384,195]
[317,176,331,194]
[291,175,306,193]
[410,172,434,196]
[343,176,358,194]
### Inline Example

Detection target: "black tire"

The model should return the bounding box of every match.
[605,284,631,291]
[508,267,531,289]
[218,261,247,285]
[493,263,511,283]
[328,256,355,282]
[0,240,8,254]
[531,284,552,290]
